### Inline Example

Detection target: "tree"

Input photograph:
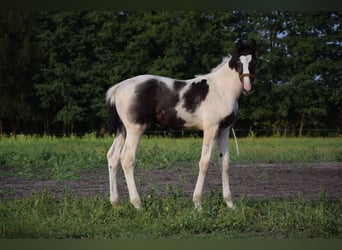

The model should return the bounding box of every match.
[233,11,290,135]
[0,11,41,134]
[230,11,342,136]
[282,12,340,135]
[34,11,237,134]
[0,11,340,135]
[34,11,123,134]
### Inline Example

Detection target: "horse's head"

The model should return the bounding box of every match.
[229,39,257,96]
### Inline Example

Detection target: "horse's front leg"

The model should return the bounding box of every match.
[217,127,235,209]
[193,126,218,211]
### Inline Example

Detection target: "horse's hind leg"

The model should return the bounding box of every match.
[120,126,144,209]
[107,129,126,206]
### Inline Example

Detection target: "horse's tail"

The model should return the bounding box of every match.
[106,84,123,135]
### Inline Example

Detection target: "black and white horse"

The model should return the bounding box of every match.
[106,39,257,210]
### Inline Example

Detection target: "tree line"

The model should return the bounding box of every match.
[0,11,341,136]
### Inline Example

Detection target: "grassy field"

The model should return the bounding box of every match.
[0,135,341,239]
[1,188,341,239]
[0,134,341,180]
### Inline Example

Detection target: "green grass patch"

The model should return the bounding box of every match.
[230,137,342,163]
[1,190,341,239]
[0,135,341,180]
[0,134,106,180]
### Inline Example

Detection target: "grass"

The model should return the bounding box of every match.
[0,134,341,180]
[0,134,106,180]
[1,189,341,239]
[0,134,341,239]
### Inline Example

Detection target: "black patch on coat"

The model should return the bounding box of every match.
[173,80,187,92]
[129,79,186,129]
[219,112,236,130]
[182,79,209,113]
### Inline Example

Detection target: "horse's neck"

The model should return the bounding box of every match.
[208,65,242,101]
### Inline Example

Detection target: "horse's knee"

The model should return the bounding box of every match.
[199,158,209,174]
[120,154,135,171]
[108,152,120,170]
[107,147,114,160]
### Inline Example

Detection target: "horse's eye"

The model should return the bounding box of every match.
[238,62,243,71]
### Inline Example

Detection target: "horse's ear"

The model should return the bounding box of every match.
[235,39,243,52]
[249,39,257,51]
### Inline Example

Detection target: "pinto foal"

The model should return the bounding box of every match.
[106,39,257,210]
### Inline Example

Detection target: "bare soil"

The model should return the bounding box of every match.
[1,162,342,202]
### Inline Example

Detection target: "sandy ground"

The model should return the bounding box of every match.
[1,162,342,202]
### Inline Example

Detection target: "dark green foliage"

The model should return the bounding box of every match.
[0,12,42,134]
[0,11,341,135]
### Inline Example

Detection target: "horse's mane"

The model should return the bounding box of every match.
[195,55,232,79]
[210,55,232,73]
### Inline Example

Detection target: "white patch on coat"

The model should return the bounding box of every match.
[239,55,252,91]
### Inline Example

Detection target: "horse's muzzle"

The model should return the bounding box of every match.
[240,73,255,96]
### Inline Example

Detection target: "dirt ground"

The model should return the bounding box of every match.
[1,162,342,202]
